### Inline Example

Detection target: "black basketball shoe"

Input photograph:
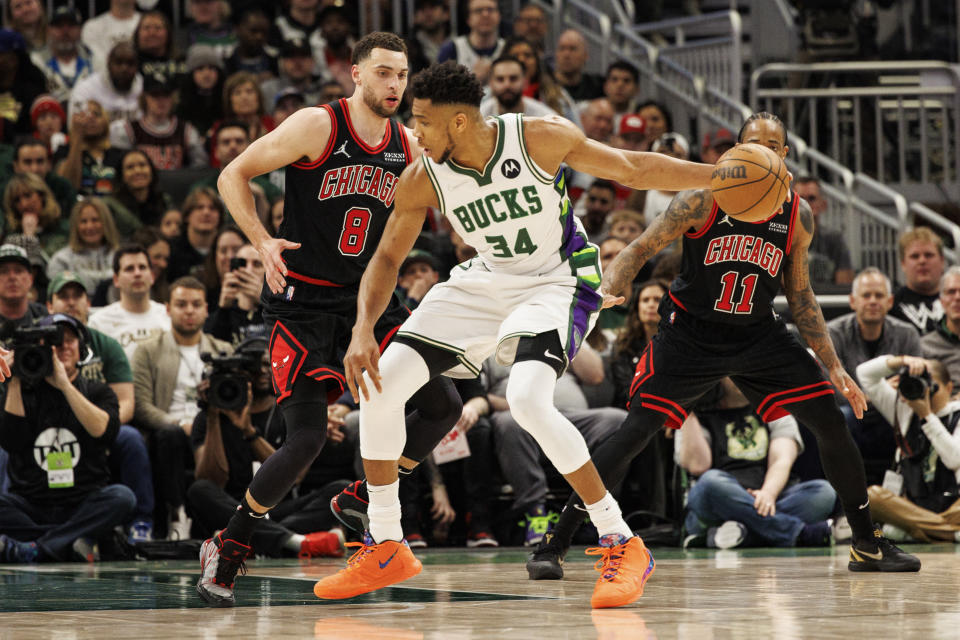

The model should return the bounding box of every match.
[330,479,369,533]
[848,528,921,572]
[526,532,567,580]
[196,533,250,607]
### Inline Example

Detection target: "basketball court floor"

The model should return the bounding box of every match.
[1,543,957,639]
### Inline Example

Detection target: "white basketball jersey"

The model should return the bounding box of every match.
[421,113,592,277]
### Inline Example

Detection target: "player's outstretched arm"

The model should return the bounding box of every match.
[601,188,713,299]
[218,108,333,293]
[344,163,435,402]
[782,199,868,418]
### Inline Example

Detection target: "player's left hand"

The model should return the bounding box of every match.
[0,347,12,382]
[257,237,301,294]
[747,487,777,517]
[830,366,867,419]
[600,289,625,309]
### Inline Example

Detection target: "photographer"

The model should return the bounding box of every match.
[857,354,960,541]
[0,314,135,563]
[204,244,267,347]
[187,337,343,558]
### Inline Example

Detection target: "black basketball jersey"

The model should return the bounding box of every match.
[127,118,188,169]
[669,191,799,325]
[279,98,413,288]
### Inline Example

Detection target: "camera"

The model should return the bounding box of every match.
[12,325,63,384]
[229,257,247,271]
[202,347,264,411]
[898,366,939,401]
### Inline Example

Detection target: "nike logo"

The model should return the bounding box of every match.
[379,547,400,569]
[853,547,883,561]
[859,499,869,509]
[543,349,564,364]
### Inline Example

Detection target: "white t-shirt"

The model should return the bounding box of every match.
[69,72,143,124]
[81,12,141,75]
[169,344,203,426]
[88,300,171,361]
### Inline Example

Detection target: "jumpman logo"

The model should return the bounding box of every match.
[334,140,350,158]
[719,214,734,227]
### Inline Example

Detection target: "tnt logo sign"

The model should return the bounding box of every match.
[501,158,521,179]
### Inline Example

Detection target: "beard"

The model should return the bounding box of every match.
[496,90,522,110]
[362,83,398,118]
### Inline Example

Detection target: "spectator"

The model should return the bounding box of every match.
[2,172,69,260]
[102,149,174,234]
[88,244,170,361]
[29,95,68,157]
[193,121,280,212]
[178,0,235,60]
[313,5,355,93]
[0,313,135,563]
[204,242,266,346]
[0,29,46,138]
[603,61,639,125]
[700,127,735,164]
[260,39,322,112]
[606,209,645,244]
[794,176,854,290]
[1,138,75,221]
[271,0,324,58]
[407,0,450,74]
[857,354,960,542]
[271,87,306,126]
[922,266,960,385]
[130,226,171,304]
[512,3,549,52]
[579,98,615,143]
[890,227,946,335]
[637,100,672,152]
[437,0,505,84]
[576,179,617,240]
[166,186,225,281]
[81,0,140,75]
[479,56,556,118]
[187,336,344,558]
[133,11,182,80]
[198,225,245,310]
[554,29,604,102]
[0,243,46,339]
[641,132,689,225]
[45,270,155,542]
[397,249,440,310]
[158,210,181,242]
[224,7,278,81]
[109,74,207,170]
[827,267,923,484]
[30,7,93,105]
[54,100,125,197]
[177,44,224,137]
[317,80,346,105]
[609,280,669,406]
[6,0,46,52]
[69,40,143,124]
[504,37,578,123]
[46,198,119,295]
[132,276,231,539]
[676,378,837,549]
[211,72,275,157]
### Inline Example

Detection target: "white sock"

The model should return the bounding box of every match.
[283,533,305,552]
[585,492,633,541]
[367,479,403,543]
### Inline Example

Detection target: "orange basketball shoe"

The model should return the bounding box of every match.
[313,532,422,600]
[586,534,656,609]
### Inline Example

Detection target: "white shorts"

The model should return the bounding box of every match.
[395,256,602,378]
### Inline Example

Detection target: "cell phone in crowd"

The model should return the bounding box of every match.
[229,257,247,271]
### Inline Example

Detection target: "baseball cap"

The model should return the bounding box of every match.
[0,244,30,268]
[144,73,176,94]
[400,249,439,275]
[703,127,736,149]
[619,113,646,136]
[47,271,87,301]
[30,94,66,128]
[50,6,82,25]
[651,132,690,156]
[275,86,306,105]
[280,38,312,58]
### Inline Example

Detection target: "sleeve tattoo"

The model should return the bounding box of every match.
[601,189,712,295]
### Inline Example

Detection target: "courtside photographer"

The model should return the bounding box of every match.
[0,313,134,563]
[857,354,960,541]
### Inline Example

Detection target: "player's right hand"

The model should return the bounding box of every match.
[344,330,382,402]
[258,237,302,294]
[599,289,625,309]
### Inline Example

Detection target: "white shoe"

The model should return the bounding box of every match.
[831,516,852,544]
[881,523,908,542]
[169,505,192,541]
[707,521,747,549]
[196,534,250,607]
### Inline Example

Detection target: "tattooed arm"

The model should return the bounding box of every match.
[601,189,713,300]
[782,198,868,418]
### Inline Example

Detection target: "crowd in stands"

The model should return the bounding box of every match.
[0,0,958,563]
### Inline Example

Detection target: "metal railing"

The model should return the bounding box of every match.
[750,61,960,201]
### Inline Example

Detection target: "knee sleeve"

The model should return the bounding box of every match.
[360,342,431,461]
[505,360,590,475]
[402,375,462,463]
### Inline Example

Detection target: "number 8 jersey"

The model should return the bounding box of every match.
[279,98,413,288]
[669,191,799,325]
[421,113,588,277]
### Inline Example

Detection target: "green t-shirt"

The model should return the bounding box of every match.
[81,327,132,384]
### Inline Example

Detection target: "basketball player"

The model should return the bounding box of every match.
[195,33,465,607]
[527,111,922,579]
[314,61,716,609]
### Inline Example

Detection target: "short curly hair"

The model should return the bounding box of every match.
[410,61,484,107]
[352,32,408,66]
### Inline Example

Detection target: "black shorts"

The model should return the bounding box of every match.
[262,279,410,404]
[628,296,835,428]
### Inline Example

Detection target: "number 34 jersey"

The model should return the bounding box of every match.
[279,98,413,288]
[421,113,591,277]
[670,190,799,325]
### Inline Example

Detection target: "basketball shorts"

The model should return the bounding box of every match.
[261,280,409,404]
[395,256,602,378]
[628,296,836,427]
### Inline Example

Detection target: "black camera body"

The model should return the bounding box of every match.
[12,325,63,384]
[202,348,263,411]
[898,366,939,401]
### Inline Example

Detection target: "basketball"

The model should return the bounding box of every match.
[710,143,790,222]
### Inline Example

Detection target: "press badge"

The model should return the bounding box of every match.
[47,451,74,489]
[882,469,903,496]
